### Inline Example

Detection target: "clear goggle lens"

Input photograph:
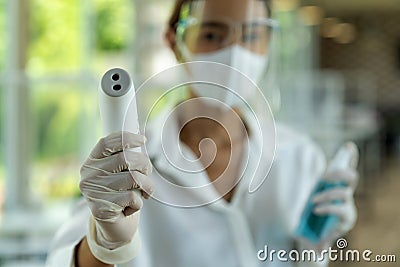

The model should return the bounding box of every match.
[176,2,278,55]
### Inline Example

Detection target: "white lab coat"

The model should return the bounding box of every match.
[46,109,327,267]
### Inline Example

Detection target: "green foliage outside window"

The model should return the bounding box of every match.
[94,0,133,51]
[14,0,134,200]
[27,0,134,74]
[28,0,81,74]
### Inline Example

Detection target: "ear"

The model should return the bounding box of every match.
[165,28,184,62]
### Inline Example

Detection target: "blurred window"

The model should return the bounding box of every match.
[0,0,5,208]
[25,0,136,203]
[0,0,138,209]
[0,0,177,264]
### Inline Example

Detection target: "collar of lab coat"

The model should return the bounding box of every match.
[143,104,270,210]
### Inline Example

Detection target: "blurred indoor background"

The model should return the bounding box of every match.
[0,0,399,266]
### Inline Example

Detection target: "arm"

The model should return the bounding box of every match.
[46,132,150,267]
[78,132,152,265]
[295,143,359,266]
[76,237,112,267]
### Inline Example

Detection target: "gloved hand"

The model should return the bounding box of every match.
[312,143,359,246]
[80,131,154,250]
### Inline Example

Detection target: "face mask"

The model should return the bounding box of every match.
[180,45,269,108]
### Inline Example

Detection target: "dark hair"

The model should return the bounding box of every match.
[168,0,271,30]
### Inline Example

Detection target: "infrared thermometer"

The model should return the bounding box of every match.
[98,68,144,213]
[99,68,140,145]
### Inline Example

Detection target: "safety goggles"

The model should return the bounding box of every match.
[176,1,278,55]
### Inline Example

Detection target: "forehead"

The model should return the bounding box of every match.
[189,0,268,21]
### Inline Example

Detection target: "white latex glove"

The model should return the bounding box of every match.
[80,131,153,250]
[312,144,359,247]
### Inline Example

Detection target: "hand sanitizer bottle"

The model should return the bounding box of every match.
[295,143,358,243]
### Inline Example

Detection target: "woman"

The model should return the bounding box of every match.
[46,0,359,266]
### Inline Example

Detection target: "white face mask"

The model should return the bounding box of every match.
[181,45,269,108]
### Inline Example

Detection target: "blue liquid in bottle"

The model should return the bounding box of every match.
[295,143,356,244]
[295,181,346,243]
